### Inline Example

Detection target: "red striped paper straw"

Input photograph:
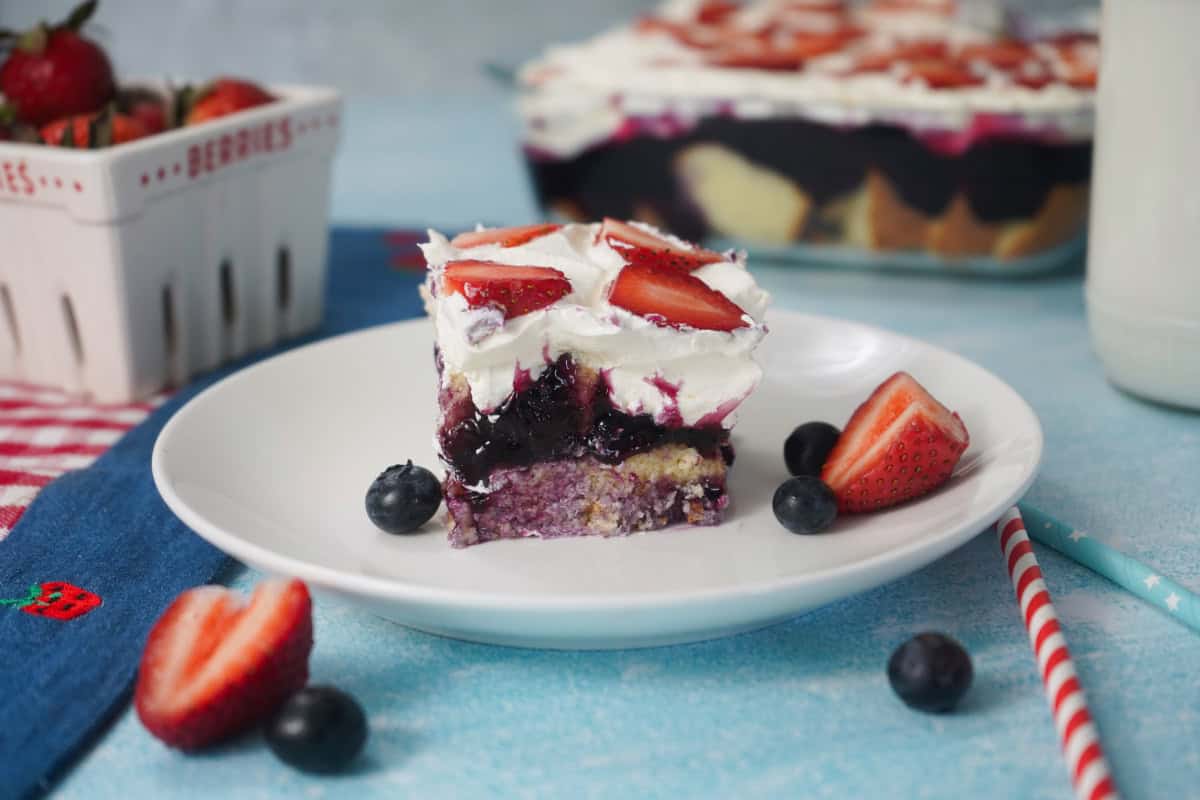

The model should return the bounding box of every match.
[997,507,1119,800]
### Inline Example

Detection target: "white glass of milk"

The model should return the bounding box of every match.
[1086,0,1200,409]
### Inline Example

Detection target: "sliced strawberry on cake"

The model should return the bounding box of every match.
[442,260,571,319]
[821,372,969,513]
[608,263,749,332]
[450,223,562,249]
[903,58,983,89]
[135,579,313,749]
[597,217,725,272]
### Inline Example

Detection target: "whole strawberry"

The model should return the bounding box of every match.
[185,78,275,125]
[0,0,115,125]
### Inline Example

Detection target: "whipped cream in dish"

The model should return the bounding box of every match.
[518,0,1097,158]
[422,222,770,428]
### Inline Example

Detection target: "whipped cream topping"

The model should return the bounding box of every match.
[518,0,1097,158]
[422,222,770,428]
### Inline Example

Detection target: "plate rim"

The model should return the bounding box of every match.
[152,310,1042,612]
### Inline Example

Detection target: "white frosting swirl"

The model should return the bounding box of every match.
[422,222,769,428]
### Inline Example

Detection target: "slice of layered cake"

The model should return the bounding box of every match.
[421,219,769,547]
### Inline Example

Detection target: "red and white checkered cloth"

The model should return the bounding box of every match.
[0,382,161,540]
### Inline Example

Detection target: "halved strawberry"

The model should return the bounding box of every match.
[443,260,571,320]
[695,0,740,24]
[1062,65,1096,89]
[869,0,956,15]
[958,40,1034,70]
[636,17,730,49]
[821,372,969,513]
[185,78,275,125]
[598,218,724,272]
[853,39,947,72]
[135,579,313,750]
[40,109,148,148]
[708,30,854,70]
[608,263,748,332]
[450,223,561,249]
[904,58,983,89]
[1013,68,1053,90]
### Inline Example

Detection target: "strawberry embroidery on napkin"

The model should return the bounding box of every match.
[0,581,102,620]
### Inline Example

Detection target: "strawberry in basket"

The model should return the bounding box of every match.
[0,0,116,125]
[40,105,150,148]
[184,78,276,125]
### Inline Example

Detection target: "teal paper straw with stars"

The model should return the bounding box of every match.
[1020,503,1200,634]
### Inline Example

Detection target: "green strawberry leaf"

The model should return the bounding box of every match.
[170,84,196,128]
[64,0,99,32]
[89,105,113,148]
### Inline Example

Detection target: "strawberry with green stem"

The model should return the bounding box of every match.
[0,581,102,620]
[0,0,116,125]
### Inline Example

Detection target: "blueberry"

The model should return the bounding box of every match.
[772,476,837,534]
[887,633,973,713]
[265,686,368,774]
[783,421,841,477]
[365,461,441,534]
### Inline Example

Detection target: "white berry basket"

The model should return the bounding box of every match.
[0,83,342,402]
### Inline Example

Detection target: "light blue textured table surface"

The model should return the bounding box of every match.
[59,93,1200,800]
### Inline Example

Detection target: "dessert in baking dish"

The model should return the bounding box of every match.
[518,0,1096,265]
[421,220,769,547]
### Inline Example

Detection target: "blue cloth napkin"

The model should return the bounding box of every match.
[0,227,426,799]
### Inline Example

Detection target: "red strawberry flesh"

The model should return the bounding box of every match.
[450,223,561,249]
[905,58,983,89]
[0,28,115,125]
[443,260,571,320]
[598,218,724,272]
[186,78,275,125]
[821,372,969,513]
[135,579,312,750]
[40,112,148,147]
[958,40,1034,70]
[608,263,748,332]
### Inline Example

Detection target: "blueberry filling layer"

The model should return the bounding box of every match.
[438,353,732,487]
[527,115,1091,241]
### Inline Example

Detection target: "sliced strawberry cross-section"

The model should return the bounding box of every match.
[443,260,571,320]
[135,578,313,750]
[958,40,1036,70]
[821,372,969,513]
[609,263,749,332]
[598,218,724,272]
[450,223,562,249]
[852,39,947,73]
[695,0,740,24]
[903,57,983,89]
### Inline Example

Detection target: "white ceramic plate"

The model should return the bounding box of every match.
[153,311,1041,649]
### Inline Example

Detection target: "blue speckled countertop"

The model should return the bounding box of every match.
[57,93,1200,800]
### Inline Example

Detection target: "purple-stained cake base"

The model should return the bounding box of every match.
[443,457,728,548]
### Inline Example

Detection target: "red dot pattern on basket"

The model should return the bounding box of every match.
[0,161,88,197]
[129,113,339,190]
[0,112,339,199]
